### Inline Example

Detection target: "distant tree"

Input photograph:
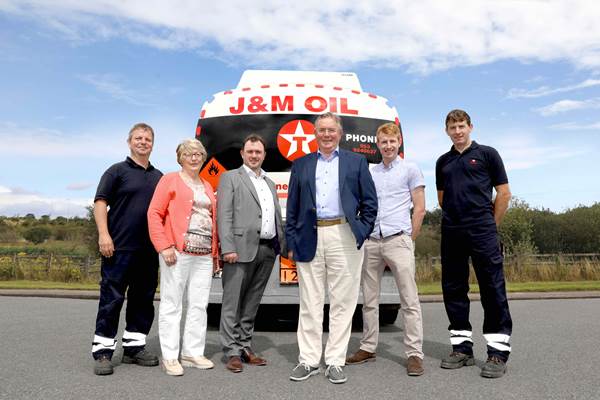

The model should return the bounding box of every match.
[414,225,441,257]
[0,219,18,242]
[531,209,564,253]
[82,206,99,255]
[423,208,442,234]
[498,198,537,255]
[559,203,600,253]
[23,226,51,244]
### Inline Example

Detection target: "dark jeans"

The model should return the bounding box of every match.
[441,224,512,361]
[93,249,158,359]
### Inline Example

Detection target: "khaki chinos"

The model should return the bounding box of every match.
[296,221,364,367]
[360,233,423,358]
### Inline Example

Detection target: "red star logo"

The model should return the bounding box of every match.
[277,120,318,161]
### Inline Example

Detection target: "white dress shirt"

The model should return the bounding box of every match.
[243,164,276,239]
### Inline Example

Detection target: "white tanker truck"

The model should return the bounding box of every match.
[197,70,404,325]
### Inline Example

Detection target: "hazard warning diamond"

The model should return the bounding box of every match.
[200,157,227,191]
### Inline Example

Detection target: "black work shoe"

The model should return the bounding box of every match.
[481,356,507,378]
[122,349,159,367]
[94,355,113,375]
[440,352,475,369]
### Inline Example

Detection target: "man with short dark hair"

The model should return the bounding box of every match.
[436,109,512,378]
[217,133,286,373]
[92,123,163,375]
[286,112,378,384]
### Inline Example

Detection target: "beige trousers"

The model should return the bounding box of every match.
[360,233,423,358]
[296,223,364,367]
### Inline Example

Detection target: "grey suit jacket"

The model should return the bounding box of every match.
[217,166,286,263]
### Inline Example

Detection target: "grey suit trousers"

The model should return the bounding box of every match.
[219,243,276,357]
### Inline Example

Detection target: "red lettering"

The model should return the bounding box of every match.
[340,98,358,115]
[272,96,294,112]
[229,97,244,114]
[248,96,267,113]
[305,96,327,112]
[276,183,289,190]
[329,97,338,113]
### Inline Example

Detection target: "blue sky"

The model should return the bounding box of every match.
[0,1,599,217]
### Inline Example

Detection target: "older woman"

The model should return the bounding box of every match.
[147,138,219,376]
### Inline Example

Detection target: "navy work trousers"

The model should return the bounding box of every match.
[441,224,512,361]
[93,249,158,359]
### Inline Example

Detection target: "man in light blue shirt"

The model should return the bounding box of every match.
[346,122,426,376]
[287,112,377,384]
[315,147,343,218]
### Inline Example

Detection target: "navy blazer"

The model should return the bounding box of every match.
[285,149,378,262]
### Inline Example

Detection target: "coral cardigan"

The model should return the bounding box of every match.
[147,172,219,263]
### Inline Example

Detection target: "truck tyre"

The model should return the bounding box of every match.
[379,304,400,325]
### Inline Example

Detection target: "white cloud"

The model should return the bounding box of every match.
[549,121,600,131]
[489,133,587,171]
[78,74,155,106]
[66,182,94,191]
[3,1,600,73]
[0,187,91,217]
[507,79,600,99]
[0,121,123,158]
[534,98,600,116]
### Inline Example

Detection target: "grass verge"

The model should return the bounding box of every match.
[417,280,600,295]
[0,280,100,290]
[1,280,600,293]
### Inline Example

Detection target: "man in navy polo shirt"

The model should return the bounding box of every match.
[436,109,512,378]
[91,123,163,375]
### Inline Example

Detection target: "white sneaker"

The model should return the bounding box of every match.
[180,355,214,369]
[161,359,184,376]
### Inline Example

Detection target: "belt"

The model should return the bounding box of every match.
[371,231,404,240]
[316,217,346,227]
[259,238,274,246]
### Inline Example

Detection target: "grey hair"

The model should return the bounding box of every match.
[176,138,207,165]
[314,112,343,132]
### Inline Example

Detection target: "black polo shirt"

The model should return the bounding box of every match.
[94,157,163,251]
[436,141,508,228]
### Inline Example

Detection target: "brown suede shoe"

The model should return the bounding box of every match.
[346,349,376,365]
[226,356,243,373]
[241,348,267,366]
[407,356,424,376]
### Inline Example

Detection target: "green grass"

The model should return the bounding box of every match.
[1,280,600,293]
[417,280,600,294]
[0,280,100,290]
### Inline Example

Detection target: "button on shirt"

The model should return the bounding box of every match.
[243,165,276,239]
[315,148,343,219]
[371,156,425,238]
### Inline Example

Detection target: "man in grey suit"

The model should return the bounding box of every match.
[217,133,286,373]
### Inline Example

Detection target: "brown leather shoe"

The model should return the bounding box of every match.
[346,349,376,365]
[225,356,243,373]
[407,356,424,376]
[241,348,267,366]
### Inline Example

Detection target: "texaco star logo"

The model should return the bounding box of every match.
[277,120,318,161]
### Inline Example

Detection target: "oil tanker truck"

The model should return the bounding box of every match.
[196,70,405,325]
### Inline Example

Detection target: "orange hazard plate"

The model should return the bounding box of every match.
[279,256,298,284]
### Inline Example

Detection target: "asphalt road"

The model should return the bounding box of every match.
[1,296,598,400]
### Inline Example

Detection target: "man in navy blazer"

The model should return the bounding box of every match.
[286,112,377,384]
